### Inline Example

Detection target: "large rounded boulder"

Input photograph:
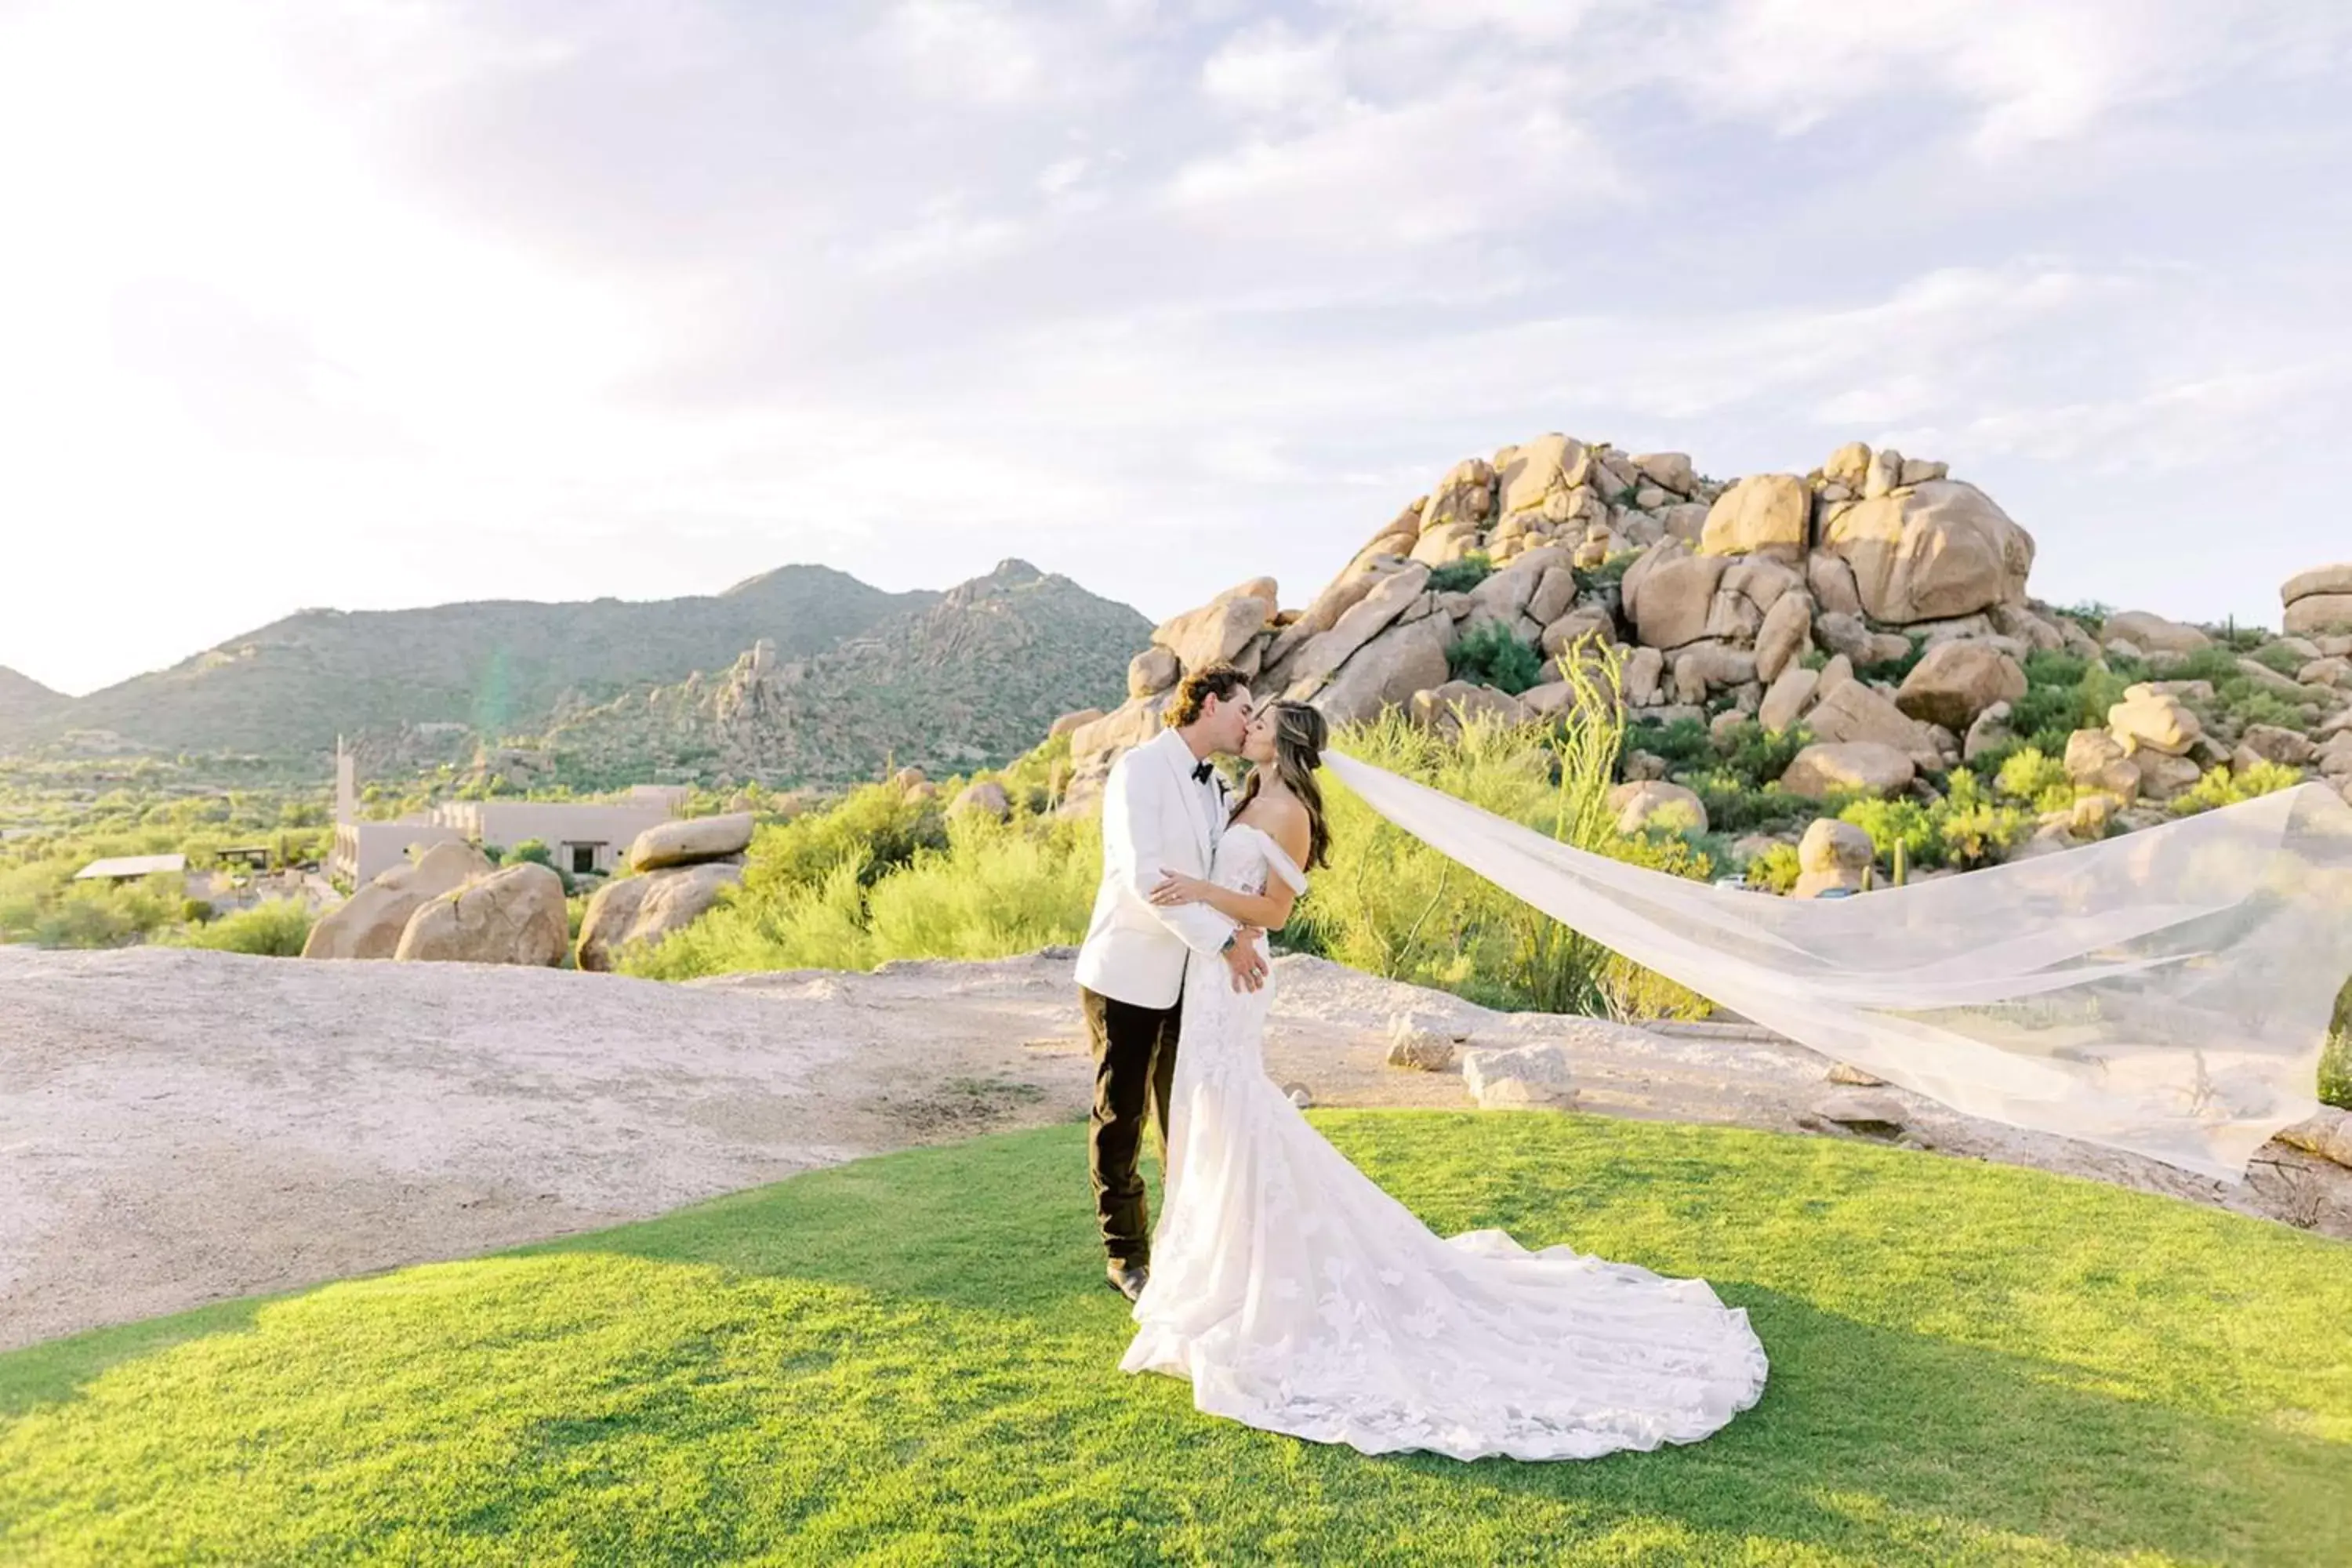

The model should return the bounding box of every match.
[1894,641,2027,731]
[575,862,743,973]
[394,862,569,967]
[1819,480,2034,624]
[628,812,754,872]
[301,840,491,961]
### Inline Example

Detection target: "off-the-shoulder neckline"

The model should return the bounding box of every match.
[1225,819,1309,891]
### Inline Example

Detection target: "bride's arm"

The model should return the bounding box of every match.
[1152,875,1295,931]
[1150,800,1312,931]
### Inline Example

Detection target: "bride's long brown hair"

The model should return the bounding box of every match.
[1229,699,1331,870]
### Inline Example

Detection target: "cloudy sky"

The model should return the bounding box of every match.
[4,0,2349,695]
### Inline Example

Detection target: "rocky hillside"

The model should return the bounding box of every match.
[1059,434,2352,887]
[10,566,929,760]
[536,560,1145,788]
[0,666,69,744]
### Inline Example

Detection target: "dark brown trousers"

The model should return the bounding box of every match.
[1080,985,1181,1265]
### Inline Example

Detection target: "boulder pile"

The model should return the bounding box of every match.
[1053,432,2352,913]
[300,840,494,960]
[1067,436,2058,798]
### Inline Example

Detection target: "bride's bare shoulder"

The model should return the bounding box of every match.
[1240,791,1312,866]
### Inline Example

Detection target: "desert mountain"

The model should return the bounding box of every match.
[539,560,1146,787]
[8,566,931,759]
[0,666,70,742]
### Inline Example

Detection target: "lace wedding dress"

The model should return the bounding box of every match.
[1120,822,1769,1461]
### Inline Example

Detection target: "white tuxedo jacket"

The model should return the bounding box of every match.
[1075,728,1239,1010]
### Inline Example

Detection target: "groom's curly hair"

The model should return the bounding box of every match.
[1165,663,1250,729]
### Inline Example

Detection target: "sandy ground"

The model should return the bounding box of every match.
[3,945,2345,1351]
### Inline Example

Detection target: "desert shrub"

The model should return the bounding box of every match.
[632,857,876,978]
[2248,641,2307,677]
[1835,771,2031,872]
[2322,978,2352,1111]
[503,838,575,895]
[627,812,1100,979]
[863,814,1101,961]
[1994,747,2074,814]
[1838,797,1936,869]
[1855,636,1927,684]
[2009,652,2139,754]
[173,898,314,956]
[1627,716,1713,773]
[1303,655,1711,1021]
[739,781,949,895]
[24,875,185,949]
[995,732,1074,814]
[1685,771,1818,835]
[1744,842,1802,895]
[1936,769,2035,867]
[1446,621,1545,695]
[2170,760,2304,815]
[1425,553,1494,593]
[1711,720,1813,791]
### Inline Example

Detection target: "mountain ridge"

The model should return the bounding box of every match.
[7,565,942,759]
[537,558,1145,787]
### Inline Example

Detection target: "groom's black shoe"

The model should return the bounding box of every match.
[1106,1259,1149,1301]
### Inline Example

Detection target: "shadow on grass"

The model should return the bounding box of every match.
[0,1298,270,1421]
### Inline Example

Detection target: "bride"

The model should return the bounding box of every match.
[1117,698,1769,1463]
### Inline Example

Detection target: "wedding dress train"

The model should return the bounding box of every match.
[1120,822,1769,1461]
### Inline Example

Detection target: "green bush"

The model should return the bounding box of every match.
[1838,797,1935,869]
[1711,720,1814,790]
[1446,621,1545,695]
[1626,716,1713,772]
[2323,978,2352,1112]
[2247,641,2307,677]
[1935,769,2035,867]
[504,838,575,895]
[2170,760,2304,815]
[172,899,314,957]
[628,812,1100,979]
[1301,658,1711,1021]
[1855,636,1927,684]
[1424,553,1494,593]
[1743,842,1802,895]
[1686,771,1818,836]
[738,781,949,895]
[1836,770,2031,872]
[1993,747,2074,813]
[2009,652,2138,754]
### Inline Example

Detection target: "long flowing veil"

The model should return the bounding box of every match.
[1327,753,2352,1181]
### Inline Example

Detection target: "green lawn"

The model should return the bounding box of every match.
[3,1116,2347,1566]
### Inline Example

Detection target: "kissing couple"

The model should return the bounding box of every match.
[1069,663,1769,1462]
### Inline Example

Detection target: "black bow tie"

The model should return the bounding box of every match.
[1192,760,1216,786]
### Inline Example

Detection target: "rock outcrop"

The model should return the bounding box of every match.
[394,862,569,967]
[629,812,755,871]
[575,861,743,973]
[301,840,492,960]
[2283,564,2352,637]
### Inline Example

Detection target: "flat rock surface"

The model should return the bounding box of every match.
[3,946,2343,1349]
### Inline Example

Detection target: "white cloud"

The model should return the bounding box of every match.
[2,0,2349,691]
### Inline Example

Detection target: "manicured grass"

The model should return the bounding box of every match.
[3,1116,2347,1565]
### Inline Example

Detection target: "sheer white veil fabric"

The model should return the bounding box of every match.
[1327,754,2352,1181]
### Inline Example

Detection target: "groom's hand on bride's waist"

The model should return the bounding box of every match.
[1221,926,1268,992]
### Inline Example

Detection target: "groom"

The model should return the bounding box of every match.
[1075,663,1269,1302]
